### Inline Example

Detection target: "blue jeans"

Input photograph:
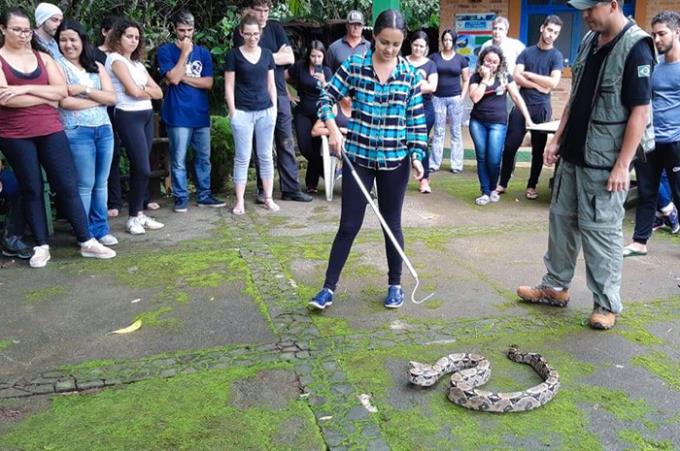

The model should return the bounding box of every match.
[658,170,672,211]
[469,119,507,195]
[65,124,114,239]
[231,108,276,184]
[167,126,212,202]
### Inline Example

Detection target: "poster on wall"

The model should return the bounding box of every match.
[454,12,495,69]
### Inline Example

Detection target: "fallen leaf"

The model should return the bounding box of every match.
[111,319,142,334]
[131,298,141,304]
[319,416,332,421]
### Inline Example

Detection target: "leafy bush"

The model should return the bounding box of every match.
[210,115,234,194]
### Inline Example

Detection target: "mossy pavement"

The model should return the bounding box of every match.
[1,166,680,450]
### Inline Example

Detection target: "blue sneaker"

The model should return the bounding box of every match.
[384,285,404,309]
[665,206,680,234]
[197,195,227,208]
[309,288,333,310]
[173,198,188,213]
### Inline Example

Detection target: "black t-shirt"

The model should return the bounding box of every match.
[561,28,654,166]
[431,52,469,97]
[516,45,563,105]
[233,21,290,96]
[409,58,437,103]
[93,47,107,66]
[287,60,332,116]
[224,47,275,111]
[469,72,515,124]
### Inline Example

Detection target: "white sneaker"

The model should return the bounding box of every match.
[80,238,116,259]
[126,216,145,235]
[475,194,491,206]
[138,213,164,230]
[98,234,119,246]
[29,245,51,268]
[490,191,500,203]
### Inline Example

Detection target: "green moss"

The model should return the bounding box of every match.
[618,429,673,450]
[0,364,325,451]
[0,340,12,351]
[311,316,353,337]
[135,306,180,329]
[633,351,680,391]
[578,386,654,422]
[24,286,66,303]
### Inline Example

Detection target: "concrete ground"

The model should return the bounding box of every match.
[1,163,679,450]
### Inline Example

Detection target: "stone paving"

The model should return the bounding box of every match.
[1,167,680,449]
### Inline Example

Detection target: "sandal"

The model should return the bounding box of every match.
[525,189,539,200]
[622,243,647,257]
[263,197,280,212]
[495,185,507,194]
[145,202,160,210]
[232,205,245,215]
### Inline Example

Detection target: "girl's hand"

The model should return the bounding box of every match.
[68,84,86,97]
[412,159,424,180]
[328,127,344,157]
[312,72,326,85]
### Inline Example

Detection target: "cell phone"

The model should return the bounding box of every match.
[314,64,323,74]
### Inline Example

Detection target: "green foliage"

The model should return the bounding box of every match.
[210,115,234,194]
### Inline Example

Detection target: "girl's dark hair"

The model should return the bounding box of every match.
[373,9,407,38]
[476,44,509,83]
[410,30,429,48]
[305,40,325,65]
[98,15,123,46]
[106,18,145,62]
[1,6,29,27]
[239,13,260,31]
[57,20,99,73]
[441,28,457,44]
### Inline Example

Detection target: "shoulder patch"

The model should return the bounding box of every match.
[638,64,651,78]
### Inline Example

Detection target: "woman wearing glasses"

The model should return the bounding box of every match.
[0,7,115,267]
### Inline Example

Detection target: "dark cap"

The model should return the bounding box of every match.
[346,10,364,25]
[568,0,610,10]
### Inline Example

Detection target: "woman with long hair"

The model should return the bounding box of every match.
[309,9,427,311]
[224,13,279,215]
[105,18,164,234]
[57,19,118,245]
[0,7,115,267]
[430,29,469,174]
[405,30,437,193]
[468,45,533,206]
[286,40,333,193]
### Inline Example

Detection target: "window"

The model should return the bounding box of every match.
[520,0,636,66]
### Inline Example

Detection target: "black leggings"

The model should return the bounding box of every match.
[295,111,322,190]
[0,132,90,245]
[113,109,153,217]
[323,158,410,291]
[106,106,123,210]
[499,103,551,189]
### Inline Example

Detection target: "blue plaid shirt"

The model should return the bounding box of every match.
[318,50,427,170]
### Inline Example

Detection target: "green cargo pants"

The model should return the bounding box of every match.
[541,160,627,313]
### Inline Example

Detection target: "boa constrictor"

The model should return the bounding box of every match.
[408,346,560,412]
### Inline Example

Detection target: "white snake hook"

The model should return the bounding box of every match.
[339,149,435,304]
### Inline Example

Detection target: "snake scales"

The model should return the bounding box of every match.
[408,346,560,412]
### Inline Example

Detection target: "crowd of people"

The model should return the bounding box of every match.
[1,1,680,331]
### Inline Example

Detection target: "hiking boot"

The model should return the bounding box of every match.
[517,285,570,307]
[665,206,680,234]
[308,288,333,310]
[80,238,116,259]
[384,285,404,309]
[29,245,51,268]
[588,306,617,330]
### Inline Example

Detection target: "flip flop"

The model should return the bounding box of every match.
[622,246,647,257]
[525,189,539,200]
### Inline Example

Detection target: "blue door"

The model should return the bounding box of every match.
[520,0,636,66]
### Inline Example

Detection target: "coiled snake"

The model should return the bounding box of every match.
[408,346,560,412]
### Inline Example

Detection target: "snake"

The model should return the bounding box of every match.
[407,346,560,412]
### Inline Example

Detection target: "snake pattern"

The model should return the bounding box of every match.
[408,346,560,412]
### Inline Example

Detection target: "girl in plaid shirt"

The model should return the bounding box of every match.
[309,9,427,311]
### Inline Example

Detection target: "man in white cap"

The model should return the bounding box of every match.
[326,10,370,73]
[516,0,655,330]
[34,2,63,58]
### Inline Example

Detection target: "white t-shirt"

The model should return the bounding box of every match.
[105,52,152,111]
[482,37,525,75]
